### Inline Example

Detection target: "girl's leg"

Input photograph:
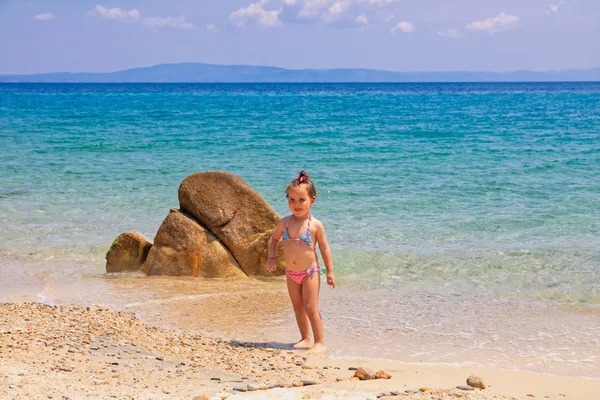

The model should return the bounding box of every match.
[286,275,312,348]
[302,272,327,353]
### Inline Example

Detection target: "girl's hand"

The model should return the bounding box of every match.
[265,258,277,272]
[326,272,336,288]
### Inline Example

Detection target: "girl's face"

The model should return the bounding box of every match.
[287,186,315,217]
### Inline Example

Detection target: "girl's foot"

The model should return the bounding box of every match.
[293,338,312,349]
[307,343,327,353]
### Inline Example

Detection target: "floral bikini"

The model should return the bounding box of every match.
[281,213,320,284]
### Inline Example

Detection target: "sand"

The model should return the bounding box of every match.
[1,302,599,400]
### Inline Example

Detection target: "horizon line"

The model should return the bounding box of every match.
[1,81,599,84]
[1,62,599,77]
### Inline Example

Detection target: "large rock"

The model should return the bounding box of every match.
[105,232,152,273]
[178,171,284,276]
[141,209,246,279]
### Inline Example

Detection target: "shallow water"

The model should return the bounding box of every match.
[1,82,599,378]
[2,254,599,379]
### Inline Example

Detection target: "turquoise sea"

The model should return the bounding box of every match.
[1,82,599,378]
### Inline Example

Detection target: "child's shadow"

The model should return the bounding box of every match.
[229,340,301,351]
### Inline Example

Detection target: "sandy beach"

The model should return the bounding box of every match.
[2,302,599,400]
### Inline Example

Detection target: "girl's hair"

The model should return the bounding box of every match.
[285,170,317,199]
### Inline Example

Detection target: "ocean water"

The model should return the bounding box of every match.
[1,82,599,378]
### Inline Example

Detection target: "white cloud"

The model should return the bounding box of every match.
[206,24,217,33]
[294,0,397,18]
[323,1,350,21]
[549,1,565,14]
[466,12,518,34]
[355,14,369,26]
[34,13,55,21]
[390,20,413,33]
[438,28,460,38]
[88,5,140,21]
[274,0,394,27]
[329,1,349,16]
[88,5,196,30]
[141,16,194,30]
[297,0,331,18]
[230,0,283,27]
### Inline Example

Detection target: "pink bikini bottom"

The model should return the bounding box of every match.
[285,266,320,285]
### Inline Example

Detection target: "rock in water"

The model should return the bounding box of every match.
[105,232,152,273]
[466,374,486,389]
[141,209,246,278]
[178,171,284,276]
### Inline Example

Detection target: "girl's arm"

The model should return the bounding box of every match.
[315,220,336,288]
[266,218,286,272]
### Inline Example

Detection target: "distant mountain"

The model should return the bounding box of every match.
[1,63,599,83]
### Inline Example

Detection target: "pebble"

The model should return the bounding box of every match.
[247,384,259,391]
[457,385,474,391]
[467,375,486,389]
[420,387,432,392]
[232,385,247,392]
[354,366,376,380]
[375,370,391,379]
[405,389,419,394]
[301,380,317,386]
[210,377,221,381]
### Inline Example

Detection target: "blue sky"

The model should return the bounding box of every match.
[0,0,598,74]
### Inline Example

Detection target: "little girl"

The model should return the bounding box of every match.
[266,171,336,353]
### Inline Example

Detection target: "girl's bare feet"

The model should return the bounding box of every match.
[306,342,327,353]
[293,338,312,349]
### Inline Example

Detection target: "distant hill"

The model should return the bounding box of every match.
[1,63,599,83]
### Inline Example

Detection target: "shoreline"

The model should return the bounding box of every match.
[2,302,599,400]
[2,255,600,384]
